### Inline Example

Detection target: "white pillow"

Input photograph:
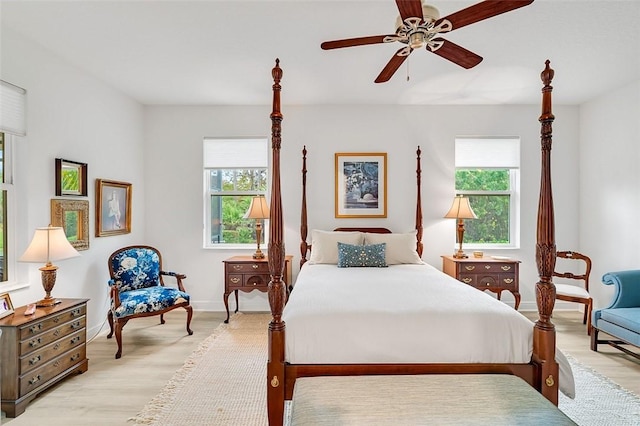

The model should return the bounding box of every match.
[363,231,423,265]
[309,230,364,264]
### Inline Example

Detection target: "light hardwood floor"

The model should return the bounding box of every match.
[1,310,639,425]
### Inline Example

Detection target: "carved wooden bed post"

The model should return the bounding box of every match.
[415,146,423,257]
[267,58,287,425]
[300,146,308,268]
[534,60,559,404]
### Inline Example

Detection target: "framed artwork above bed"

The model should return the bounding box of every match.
[335,152,387,218]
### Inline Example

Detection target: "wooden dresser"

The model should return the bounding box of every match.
[223,255,292,323]
[0,298,89,417]
[442,256,521,310]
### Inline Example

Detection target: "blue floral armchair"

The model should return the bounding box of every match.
[107,245,193,358]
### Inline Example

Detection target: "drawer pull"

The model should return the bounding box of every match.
[53,317,60,323]
[70,336,81,344]
[71,353,80,362]
[230,277,240,284]
[29,324,42,334]
[464,266,475,271]
[53,329,61,337]
[485,265,491,270]
[29,355,42,366]
[501,266,512,271]
[71,308,82,317]
[29,375,41,385]
[71,321,82,329]
[252,282,258,286]
[462,278,473,284]
[503,278,514,284]
[252,264,259,269]
[29,338,42,348]
[232,265,242,271]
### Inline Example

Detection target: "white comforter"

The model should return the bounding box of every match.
[282,263,575,397]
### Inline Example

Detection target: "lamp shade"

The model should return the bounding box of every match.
[444,195,477,220]
[19,226,80,264]
[244,195,270,220]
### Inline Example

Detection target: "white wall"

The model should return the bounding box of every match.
[1,28,145,336]
[145,103,580,313]
[579,79,640,309]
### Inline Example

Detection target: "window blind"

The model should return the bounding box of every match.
[0,80,26,136]
[455,137,520,168]
[203,138,268,168]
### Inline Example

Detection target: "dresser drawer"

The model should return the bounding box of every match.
[226,274,244,287]
[227,262,269,274]
[245,274,268,288]
[19,345,86,396]
[20,328,86,374]
[458,263,515,274]
[20,316,86,355]
[19,304,86,341]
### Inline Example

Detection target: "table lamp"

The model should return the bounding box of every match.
[244,195,270,259]
[19,226,80,307]
[444,195,477,259]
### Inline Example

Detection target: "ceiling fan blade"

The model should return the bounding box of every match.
[375,48,411,83]
[428,38,483,69]
[436,0,534,32]
[321,35,394,50]
[395,0,424,22]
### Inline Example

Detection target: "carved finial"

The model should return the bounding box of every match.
[541,60,554,86]
[417,146,421,158]
[272,58,283,82]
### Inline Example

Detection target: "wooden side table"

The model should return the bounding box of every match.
[442,256,521,310]
[0,298,89,417]
[223,255,292,323]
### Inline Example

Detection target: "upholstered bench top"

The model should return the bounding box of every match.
[290,374,575,425]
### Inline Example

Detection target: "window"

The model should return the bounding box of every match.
[0,132,15,285]
[203,138,269,248]
[454,137,520,248]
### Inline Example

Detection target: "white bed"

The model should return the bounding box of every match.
[283,262,575,397]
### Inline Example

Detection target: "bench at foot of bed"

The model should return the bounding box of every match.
[290,374,575,425]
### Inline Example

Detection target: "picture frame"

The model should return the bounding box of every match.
[0,292,14,320]
[55,158,88,196]
[96,179,132,237]
[51,199,90,251]
[335,152,387,218]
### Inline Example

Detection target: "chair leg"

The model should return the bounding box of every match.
[107,310,114,339]
[114,319,124,359]
[586,299,593,336]
[160,313,165,325]
[185,305,194,335]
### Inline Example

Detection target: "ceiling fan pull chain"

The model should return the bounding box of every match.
[406,56,410,82]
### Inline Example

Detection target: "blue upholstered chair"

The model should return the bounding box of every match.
[591,270,640,359]
[107,245,193,359]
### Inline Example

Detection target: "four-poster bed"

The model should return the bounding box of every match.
[266,59,563,425]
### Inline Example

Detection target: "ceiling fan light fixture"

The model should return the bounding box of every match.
[409,32,426,49]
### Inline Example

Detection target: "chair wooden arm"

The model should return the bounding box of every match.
[110,282,122,308]
[161,270,188,292]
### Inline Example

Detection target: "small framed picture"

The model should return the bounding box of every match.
[335,152,387,218]
[0,292,14,320]
[96,179,132,237]
[55,158,88,196]
[51,199,90,250]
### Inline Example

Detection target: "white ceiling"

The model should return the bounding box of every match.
[2,0,639,106]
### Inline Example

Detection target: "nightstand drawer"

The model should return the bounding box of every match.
[20,329,86,374]
[19,304,86,340]
[458,263,515,274]
[228,262,269,274]
[20,316,86,355]
[245,274,268,288]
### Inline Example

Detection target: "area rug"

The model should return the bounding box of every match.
[130,313,640,425]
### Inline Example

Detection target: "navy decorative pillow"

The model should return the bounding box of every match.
[337,242,387,268]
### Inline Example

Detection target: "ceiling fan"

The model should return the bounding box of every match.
[320,0,534,83]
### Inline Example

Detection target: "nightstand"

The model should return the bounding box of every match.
[442,256,521,310]
[223,255,292,323]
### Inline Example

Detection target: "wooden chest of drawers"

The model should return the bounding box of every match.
[223,255,292,323]
[0,298,89,417]
[442,256,521,310]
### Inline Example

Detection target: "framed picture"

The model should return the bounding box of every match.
[51,199,90,251]
[0,292,14,320]
[335,152,387,218]
[96,179,132,237]
[55,158,88,196]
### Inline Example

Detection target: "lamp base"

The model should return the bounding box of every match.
[453,250,468,259]
[252,250,265,260]
[36,297,62,308]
